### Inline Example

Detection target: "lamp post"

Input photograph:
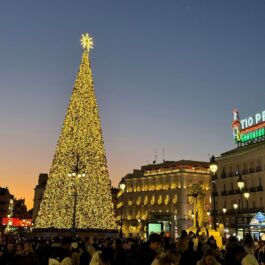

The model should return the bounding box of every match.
[243,190,250,233]
[209,155,218,230]
[222,208,227,226]
[119,179,126,238]
[233,203,238,235]
[237,171,245,208]
[68,155,86,238]
[236,171,245,234]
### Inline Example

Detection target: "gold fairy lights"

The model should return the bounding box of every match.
[35,34,116,230]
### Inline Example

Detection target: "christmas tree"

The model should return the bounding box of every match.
[35,34,116,230]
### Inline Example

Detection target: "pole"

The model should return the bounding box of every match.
[235,209,237,235]
[120,195,123,238]
[194,196,197,229]
[72,178,77,238]
[240,193,244,235]
[213,172,217,230]
[246,199,249,233]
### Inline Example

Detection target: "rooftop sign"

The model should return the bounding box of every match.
[232,109,265,145]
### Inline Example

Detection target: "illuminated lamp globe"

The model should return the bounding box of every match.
[119,179,126,191]
[222,208,227,214]
[207,209,210,216]
[244,191,250,199]
[209,156,218,173]
[233,203,238,210]
[237,173,245,190]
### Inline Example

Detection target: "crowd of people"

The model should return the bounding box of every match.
[0,230,265,265]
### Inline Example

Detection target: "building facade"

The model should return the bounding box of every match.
[215,142,265,237]
[32,173,48,222]
[117,160,210,237]
[0,188,13,221]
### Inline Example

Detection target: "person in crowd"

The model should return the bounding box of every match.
[19,241,40,265]
[242,234,255,256]
[60,238,72,265]
[134,233,163,265]
[2,241,15,265]
[179,239,196,265]
[111,238,127,265]
[233,245,259,265]
[152,248,180,265]
[71,242,80,265]
[90,248,111,265]
[123,238,137,265]
[85,237,96,258]
[196,249,221,265]
[79,242,92,265]
[14,242,24,264]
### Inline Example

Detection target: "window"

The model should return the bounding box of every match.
[223,184,227,191]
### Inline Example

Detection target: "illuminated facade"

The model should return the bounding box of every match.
[0,188,13,220]
[117,160,210,236]
[215,142,265,236]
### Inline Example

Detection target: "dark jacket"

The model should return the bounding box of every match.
[134,242,158,265]
[19,252,40,265]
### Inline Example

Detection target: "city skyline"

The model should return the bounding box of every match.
[1,1,265,208]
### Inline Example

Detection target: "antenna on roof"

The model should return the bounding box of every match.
[163,148,165,162]
[153,149,157,164]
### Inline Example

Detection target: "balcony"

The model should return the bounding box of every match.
[249,187,256,192]
[256,166,262,172]
[227,172,233,177]
[212,191,218,196]
[242,169,248,175]
[249,168,255,174]
[221,172,227,178]
[221,191,227,196]
[256,186,263,192]
[228,190,234,195]
[234,189,241,194]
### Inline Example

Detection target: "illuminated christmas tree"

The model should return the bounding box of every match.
[35,33,116,230]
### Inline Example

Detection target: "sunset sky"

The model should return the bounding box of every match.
[1,1,265,209]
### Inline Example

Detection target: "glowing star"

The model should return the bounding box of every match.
[80,33,94,51]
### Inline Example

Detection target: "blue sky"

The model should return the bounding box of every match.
[0,0,265,207]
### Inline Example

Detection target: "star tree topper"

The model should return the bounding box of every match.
[80,33,94,52]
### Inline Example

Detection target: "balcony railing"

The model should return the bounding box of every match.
[221,191,227,196]
[257,186,263,192]
[212,191,218,196]
[228,190,234,195]
[249,168,255,173]
[221,172,227,178]
[242,169,248,175]
[256,166,262,172]
[227,172,233,177]
[249,187,256,192]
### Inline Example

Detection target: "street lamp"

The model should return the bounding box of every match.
[68,155,86,238]
[233,203,238,235]
[243,190,250,233]
[237,171,245,190]
[119,178,126,238]
[209,155,218,230]
[222,208,227,227]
